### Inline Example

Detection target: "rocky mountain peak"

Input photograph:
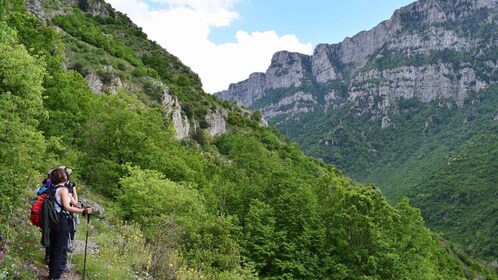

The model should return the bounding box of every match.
[215,0,498,125]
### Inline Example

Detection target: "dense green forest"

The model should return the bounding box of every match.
[279,81,498,262]
[0,0,497,279]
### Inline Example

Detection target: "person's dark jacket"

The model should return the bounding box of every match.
[40,186,62,248]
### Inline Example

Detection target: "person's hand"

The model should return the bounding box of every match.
[83,207,93,215]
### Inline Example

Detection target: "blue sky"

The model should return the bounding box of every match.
[107,0,415,93]
[209,0,415,45]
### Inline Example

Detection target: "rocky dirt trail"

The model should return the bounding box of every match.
[38,235,99,279]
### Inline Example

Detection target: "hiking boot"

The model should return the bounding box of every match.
[61,263,73,273]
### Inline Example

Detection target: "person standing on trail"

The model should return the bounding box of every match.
[58,166,79,273]
[39,169,53,266]
[48,167,92,280]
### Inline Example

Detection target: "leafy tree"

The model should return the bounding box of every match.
[0,40,48,218]
[243,199,281,274]
[117,166,204,226]
[118,166,242,275]
[39,70,94,144]
[78,91,193,197]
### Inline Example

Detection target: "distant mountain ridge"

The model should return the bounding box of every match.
[215,0,498,260]
[217,0,498,120]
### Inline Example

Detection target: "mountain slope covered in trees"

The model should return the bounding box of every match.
[0,0,497,279]
[215,0,498,262]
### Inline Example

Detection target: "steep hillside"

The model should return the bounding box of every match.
[0,0,497,279]
[215,0,498,261]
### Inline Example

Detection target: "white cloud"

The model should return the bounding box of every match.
[106,0,312,93]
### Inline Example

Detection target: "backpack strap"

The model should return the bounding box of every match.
[49,185,64,210]
[65,181,75,194]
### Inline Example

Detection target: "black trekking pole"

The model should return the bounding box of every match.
[83,212,90,280]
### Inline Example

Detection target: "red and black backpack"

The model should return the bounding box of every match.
[30,185,61,228]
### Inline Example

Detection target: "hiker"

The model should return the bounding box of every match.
[59,166,79,272]
[40,167,80,270]
[48,167,92,280]
[39,169,53,266]
[37,169,53,196]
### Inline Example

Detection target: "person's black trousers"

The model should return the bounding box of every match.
[48,212,69,279]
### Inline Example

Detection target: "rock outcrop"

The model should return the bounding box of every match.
[162,92,230,140]
[205,109,228,137]
[162,92,191,140]
[26,0,112,22]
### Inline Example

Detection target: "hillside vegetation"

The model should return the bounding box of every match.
[0,0,497,279]
[280,74,498,262]
[214,0,498,262]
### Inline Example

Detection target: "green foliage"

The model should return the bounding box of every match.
[39,70,95,144]
[0,0,5,21]
[117,167,204,226]
[53,12,140,66]
[193,128,212,145]
[4,10,96,146]
[1,3,496,279]
[0,21,17,44]
[72,215,151,280]
[78,91,199,197]
[410,133,498,258]
[118,167,243,276]
[0,42,45,124]
[52,7,214,126]
[243,199,281,273]
[6,11,65,67]
[0,41,49,216]
[277,84,498,261]
[0,206,42,279]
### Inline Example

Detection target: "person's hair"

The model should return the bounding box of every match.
[50,168,67,185]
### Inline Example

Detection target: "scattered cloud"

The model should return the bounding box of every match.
[106,0,312,93]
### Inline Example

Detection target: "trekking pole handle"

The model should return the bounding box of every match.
[82,207,92,216]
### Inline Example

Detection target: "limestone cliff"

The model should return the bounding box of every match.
[215,0,498,124]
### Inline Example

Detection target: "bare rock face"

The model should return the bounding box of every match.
[162,92,190,140]
[85,73,104,94]
[172,109,190,140]
[215,0,498,125]
[348,64,488,113]
[162,92,230,140]
[265,51,310,89]
[337,17,401,69]
[216,73,266,108]
[312,44,342,84]
[261,91,317,118]
[84,72,123,95]
[25,0,73,22]
[381,116,394,128]
[161,89,175,114]
[259,117,269,127]
[76,0,111,17]
[205,108,228,137]
[26,0,111,22]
